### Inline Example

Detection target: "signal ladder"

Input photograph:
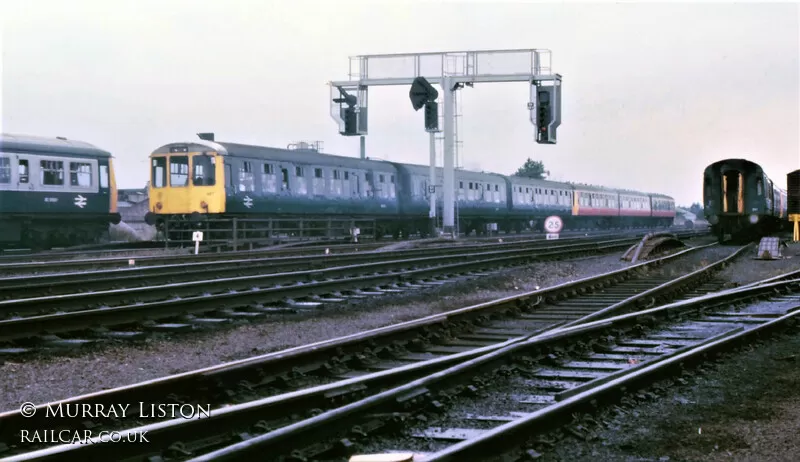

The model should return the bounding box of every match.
[430,53,469,237]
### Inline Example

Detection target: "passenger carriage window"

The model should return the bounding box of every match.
[100,165,109,189]
[312,168,326,195]
[169,156,189,187]
[152,157,167,188]
[69,162,92,187]
[261,163,277,194]
[281,168,289,191]
[0,157,10,183]
[379,174,385,183]
[344,172,349,180]
[18,159,29,184]
[192,155,216,186]
[333,170,340,180]
[239,161,255,192]
[296,167,304,177]
[40,160,64,186]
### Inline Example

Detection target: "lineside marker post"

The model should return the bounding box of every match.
[790,214,800,242]
[192,231,203,255]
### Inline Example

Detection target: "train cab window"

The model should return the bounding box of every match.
[18,159,29,184]
[0,157,9,183]
[314,168,323,179]
[169,156,189,187]
[69,162,92,187]
[756,178,763,196]
[192,155,216,186]
[40,160,64,186]
[152,157,167,188]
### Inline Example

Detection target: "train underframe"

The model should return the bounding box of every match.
[0,213,120,251]
[151,211,676,245]
[711,214,787,244]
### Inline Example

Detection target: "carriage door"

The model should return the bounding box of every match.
[722,171,743,214]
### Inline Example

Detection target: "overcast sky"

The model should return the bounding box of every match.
[1,0,798,205]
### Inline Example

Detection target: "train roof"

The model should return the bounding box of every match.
[703,158,764,173]
[0,133,112,157]
[649,193,675,200]
[151,140,398,172]
[704,158,787,191]
[506,176,573,190]
[393,162,507,182]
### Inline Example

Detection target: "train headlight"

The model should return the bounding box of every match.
[749,214,759,224]
[200,201,208,209]
[156,202,163,210]
[708,215,719,224]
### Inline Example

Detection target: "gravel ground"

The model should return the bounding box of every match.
[531,327,800,462]
[716,241,800,286]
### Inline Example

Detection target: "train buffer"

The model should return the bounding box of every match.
[755,237,787,260]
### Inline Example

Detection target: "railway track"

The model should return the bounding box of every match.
[0,228,704,275]
[201,274,798,462]
[16,263,791,462]
[0,242,746,458]
[0,233,696,297]
[0,234,706,353]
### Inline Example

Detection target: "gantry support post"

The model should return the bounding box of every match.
[428,131,437,235]
[442,75,456,235]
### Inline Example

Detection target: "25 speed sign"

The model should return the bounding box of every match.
[544,215,564,233]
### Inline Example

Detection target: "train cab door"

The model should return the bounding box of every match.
[722,170,744,214]
[98,159,111,204]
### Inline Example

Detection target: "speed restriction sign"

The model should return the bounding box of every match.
[544,215,564,234]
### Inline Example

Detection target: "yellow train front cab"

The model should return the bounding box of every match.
[145,141,227,225]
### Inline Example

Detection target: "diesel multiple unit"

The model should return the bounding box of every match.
[0,133,121,249]
[145,136,676,239]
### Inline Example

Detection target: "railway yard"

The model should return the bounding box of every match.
[1,228,799,462]
[3,5,799,461]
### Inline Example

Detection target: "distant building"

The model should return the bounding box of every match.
[117,184,149,206]
[116,184,151,235]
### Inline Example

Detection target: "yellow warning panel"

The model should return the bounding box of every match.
[349,453,424,462]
